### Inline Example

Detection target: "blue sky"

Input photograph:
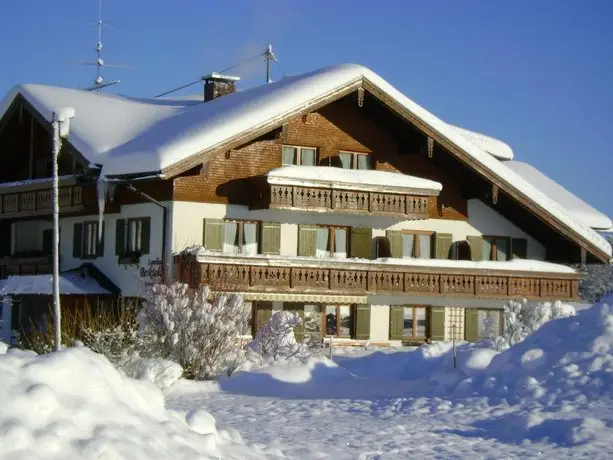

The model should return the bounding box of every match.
[1,0,612,218]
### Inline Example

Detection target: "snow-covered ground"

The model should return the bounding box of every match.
[3,298,613,458]
[166,300,613,459]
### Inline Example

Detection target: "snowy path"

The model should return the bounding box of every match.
[165,370,613,459]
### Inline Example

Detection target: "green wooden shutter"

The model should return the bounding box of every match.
[203,219,224,251]
[141,217,151,255]
[435,233,453,260]
[511,238,527,259]
[115,219,126,256]
[285,303,305,342]
[389,306,404,340]
[466,235,483,261]
[261,222,281,255]
[386,230,403,258]
[353,304,370,340]
[350,228,373,259]
[255,302,273,335]
[97,222,105,257]
[465,308,479,342]
[429,307,445,341]
[298,225,318,257]
[73,223,83,258]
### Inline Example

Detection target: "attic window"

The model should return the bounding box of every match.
[282,146,316,166]
[338,151,371,170]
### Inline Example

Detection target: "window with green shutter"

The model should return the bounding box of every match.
[386,230,403,258]
[260,222,281,255]
[254,302,273,335]
[389,305,405,340]
[465,308,479,341]
[511,238,527,259]
[390,305,429,340]
[116,217,151,261]
[429,307,445,341]
[298,225,318,257]
[74,221,103,259]
[466,235,483,261]
[434,233,453,260]
[349,228,372,259]
[353,304,371,340]
[203,219,224,251]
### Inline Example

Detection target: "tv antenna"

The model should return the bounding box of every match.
[66,0,133,91]
[264,44,277,84]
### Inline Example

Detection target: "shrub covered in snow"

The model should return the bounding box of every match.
[249,311,311,361]
[498,299,575,349]
[138,282,249,380]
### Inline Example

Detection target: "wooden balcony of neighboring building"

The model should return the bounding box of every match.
[0,176,83,218]
[249,166,441,219]
[175,252,581,301]
[0,256,52,280]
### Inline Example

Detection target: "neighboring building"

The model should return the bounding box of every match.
[0,64,610,345]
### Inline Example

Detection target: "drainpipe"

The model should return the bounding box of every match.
[125,185,169,284]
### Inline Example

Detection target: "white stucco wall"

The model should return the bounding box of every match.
[171,199,545,260]
[59,202,166,298]
[12,220,52,253]
[369,305,390,342]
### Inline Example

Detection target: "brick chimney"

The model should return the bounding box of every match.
[202,73,240,102]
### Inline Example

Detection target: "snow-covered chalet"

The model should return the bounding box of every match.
[0,64,610,345]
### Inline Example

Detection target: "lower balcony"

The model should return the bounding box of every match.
[175,252,581,301]
[0,256,52,280]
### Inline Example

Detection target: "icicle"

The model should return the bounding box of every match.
[97,174,106,243]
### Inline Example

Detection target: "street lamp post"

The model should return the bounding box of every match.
[51,107,75,352]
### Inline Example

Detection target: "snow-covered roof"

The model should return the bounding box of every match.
[504,161,612,231]
[446,124,514,160]
[0,273,111,296]
[1,63,609,258]
[266,166,442,194]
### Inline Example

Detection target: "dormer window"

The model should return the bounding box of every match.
[338,151,371,170]
[282,146,317,166]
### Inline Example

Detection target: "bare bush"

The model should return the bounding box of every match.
[249,311,312,361]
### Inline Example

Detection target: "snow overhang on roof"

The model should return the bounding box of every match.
[0,63,609,260]
[445,124,514,160]
[266,166,442,195]
[504,161,613,231]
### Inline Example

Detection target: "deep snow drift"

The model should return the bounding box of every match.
[0,347,264,459]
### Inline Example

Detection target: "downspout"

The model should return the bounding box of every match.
[125,184,169,284]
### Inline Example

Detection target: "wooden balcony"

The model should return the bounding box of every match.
[176,253,581,301]
[0,186,83,218]
[252,181,434,219]
[0,256,52,280]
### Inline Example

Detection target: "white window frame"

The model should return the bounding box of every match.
[282,145,317,166]
[338,151,371,170]
[83,222,99,258]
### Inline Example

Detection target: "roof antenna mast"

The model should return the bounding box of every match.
[264,44,277,84]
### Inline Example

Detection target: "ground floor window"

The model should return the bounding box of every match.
[303,304,322,340]
[325,305,352,337]
[390,305,429,341]
[477,309,502,339]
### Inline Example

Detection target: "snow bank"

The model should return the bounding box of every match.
[0,347,264,459]
[121,356,184,390]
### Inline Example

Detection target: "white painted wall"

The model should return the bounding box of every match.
[171,199,545,260]
[12,220,52,253]
[369,305,390,342]
[59,202,166,298]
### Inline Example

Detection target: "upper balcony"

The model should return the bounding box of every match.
[250,166,442,219]
[176,250,581,301]
[0,176,83,218]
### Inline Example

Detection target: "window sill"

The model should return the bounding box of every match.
[118,254,141,265]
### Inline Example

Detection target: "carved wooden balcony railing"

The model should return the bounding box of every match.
[250,176,434,219]
[0,186,83,218]
[176,254,581,301]
[0,256,52,280]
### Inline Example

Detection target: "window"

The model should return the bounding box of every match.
[204,220,280,255]
[325,305,352,337]
[403,306,427,338]
[482,236,509,261]
[116,217,151,258]
[338,151,371,170]
[221,220,259,254]
[477,309,502,339]
[299,225,349,258]
[387,230,432,259]
[282,145,317,166]
[303,304,322,340]
[73,221,103,259]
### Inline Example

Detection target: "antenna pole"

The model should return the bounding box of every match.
[264,44,277,84]
[96,0,103,87]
